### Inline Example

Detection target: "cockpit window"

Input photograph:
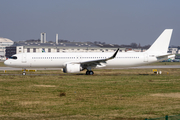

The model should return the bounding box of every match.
[9,56,17,59]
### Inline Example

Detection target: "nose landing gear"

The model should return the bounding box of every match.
[22,68,26,75]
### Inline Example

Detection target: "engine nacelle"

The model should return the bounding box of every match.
[63,64,81,73]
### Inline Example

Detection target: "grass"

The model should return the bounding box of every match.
[0,61,6,67]
[0,68,180,119]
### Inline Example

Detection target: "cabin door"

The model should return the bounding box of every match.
[144,53,148,62]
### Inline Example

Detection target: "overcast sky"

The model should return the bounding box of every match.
[0,0,179,46]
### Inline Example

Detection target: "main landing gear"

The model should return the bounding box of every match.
[86,70,94,75]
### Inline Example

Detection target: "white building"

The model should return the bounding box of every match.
[168,48,179,54]
[0,38,14,60]
[5,42,126,58]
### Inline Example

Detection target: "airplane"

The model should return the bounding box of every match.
[4,29,175,75]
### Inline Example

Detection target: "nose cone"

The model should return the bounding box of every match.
[4,60,10,66]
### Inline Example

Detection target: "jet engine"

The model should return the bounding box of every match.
[63,64,82,73]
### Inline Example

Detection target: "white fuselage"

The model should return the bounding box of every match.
[4,51,165,69]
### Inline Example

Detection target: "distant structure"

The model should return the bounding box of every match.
[168,47,180,54]
[40,32,46,43]
[56,34,58,44]
[0,37,14,60]
[5,41,126,58]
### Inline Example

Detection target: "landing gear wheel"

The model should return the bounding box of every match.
[86,70,94,75]
[22,72,26,75]
[86,71,89,75]
[22,68,26,75]
[89,71,94,75]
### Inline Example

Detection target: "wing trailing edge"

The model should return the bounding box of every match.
[70,48,119,67]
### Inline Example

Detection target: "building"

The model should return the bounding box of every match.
[5,41,126,58]
[168,47,180,54]
[0,37,14,60]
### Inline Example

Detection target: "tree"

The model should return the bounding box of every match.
[130,43,138,48]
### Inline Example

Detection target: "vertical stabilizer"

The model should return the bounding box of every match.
[146,29,173,53]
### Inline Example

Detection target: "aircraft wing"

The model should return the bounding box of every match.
[70,48,119,68]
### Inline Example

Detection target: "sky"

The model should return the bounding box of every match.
[0,0,180,46]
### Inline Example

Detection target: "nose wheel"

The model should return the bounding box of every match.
[22,72,26,75]
[22,68,26,75]
[86,70,94,75]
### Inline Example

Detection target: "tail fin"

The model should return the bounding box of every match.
[146,29,173,53]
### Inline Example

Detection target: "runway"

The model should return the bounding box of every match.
[0,65,179,71]
[130,65,180,69]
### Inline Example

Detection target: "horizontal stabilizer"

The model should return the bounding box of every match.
[156,53,174,58]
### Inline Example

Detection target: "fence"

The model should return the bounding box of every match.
[145,115,180,120]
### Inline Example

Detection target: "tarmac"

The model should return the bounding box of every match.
[0,65,180,71]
